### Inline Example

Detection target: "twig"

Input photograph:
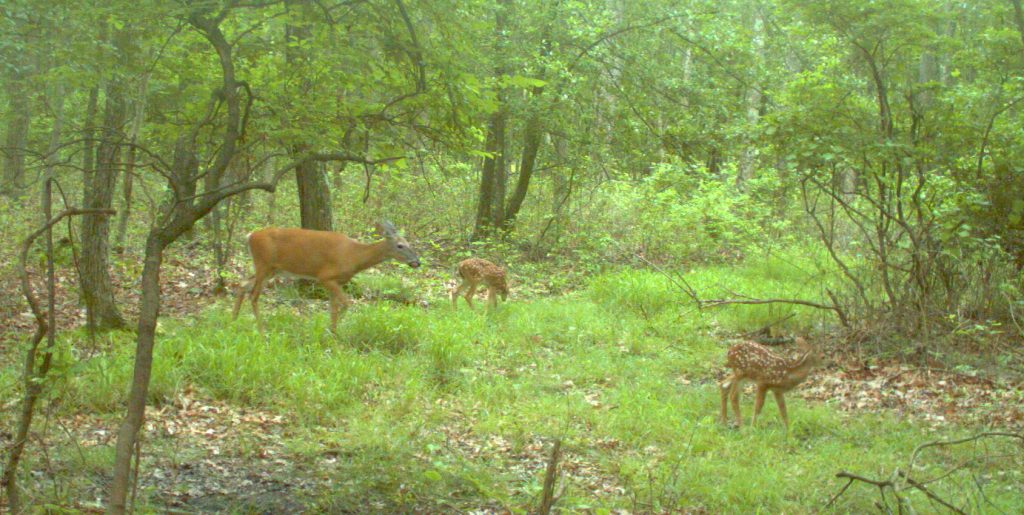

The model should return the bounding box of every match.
[538,438,563,515]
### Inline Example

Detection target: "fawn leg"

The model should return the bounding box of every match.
[752,385,768,426]
[487,286,498,309]
[451,282,465,309]
[464,284,478,309]
[719,378,733,425]
[773,391,789,432]
[729,381,743,427]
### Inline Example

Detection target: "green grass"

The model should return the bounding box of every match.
[5,255,1022,513]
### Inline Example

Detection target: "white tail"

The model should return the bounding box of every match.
[232,220,420,333]
[719,337,821,431]
[450,258,508,309]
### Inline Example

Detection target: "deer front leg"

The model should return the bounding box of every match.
[729,381,743,427]
[320,279,351,331]
[752,384,768,426]
[464,284,478,309]
[719,377,734,425]
[487,286,498,309]
[773,390,789,432]
[451,282,465,309]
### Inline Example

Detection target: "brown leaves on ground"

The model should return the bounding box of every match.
[800,358,1024,431]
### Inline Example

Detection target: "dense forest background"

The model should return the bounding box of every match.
[2,0,1023,512]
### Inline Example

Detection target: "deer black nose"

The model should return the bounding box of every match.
[409,260,421,268]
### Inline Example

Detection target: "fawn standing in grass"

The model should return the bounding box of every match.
[719,337,822,431]
[451,258,508,309]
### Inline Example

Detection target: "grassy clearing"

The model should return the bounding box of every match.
[6,259,1022,512]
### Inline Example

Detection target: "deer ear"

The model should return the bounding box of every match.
[375,220,398,239]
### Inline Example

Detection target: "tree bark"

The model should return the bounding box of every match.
[80,32,130,332]
[502,111,542,229]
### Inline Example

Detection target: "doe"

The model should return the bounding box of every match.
[450,258,508,309]
[719,337,822,431]
[233,220,420,333]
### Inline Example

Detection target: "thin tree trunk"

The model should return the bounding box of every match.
[503,111,542,229]
[80,57,129,331]
[107,234,164,514]
[1011,0,1024,50]
[287,0,333,231]
[115,74,148,252]
[2,68,31,198]
[472,0,510,239]
[736,2,764,187]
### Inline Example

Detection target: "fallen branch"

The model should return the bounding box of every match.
[826,432,1022,513]
[703,296,849,327]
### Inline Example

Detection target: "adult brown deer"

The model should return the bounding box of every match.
[719,337,821,431]
[232,220,420,333]
[450,258,509,309]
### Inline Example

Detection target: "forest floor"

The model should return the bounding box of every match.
[1,247,1023,512]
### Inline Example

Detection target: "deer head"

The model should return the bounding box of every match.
[376,220,420,268]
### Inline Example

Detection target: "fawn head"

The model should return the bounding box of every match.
[794,337,823,370]
[376,220,420,268]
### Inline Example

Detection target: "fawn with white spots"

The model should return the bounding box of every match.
[450,258,508,309]
[719,337,822,431]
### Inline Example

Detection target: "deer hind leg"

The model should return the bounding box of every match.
[773,390,789,432]
[248,270,271,335]
[752,384,768,426]
[232,278,252,320]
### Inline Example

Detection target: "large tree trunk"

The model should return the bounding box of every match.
[287,0,333,231]
[80,52,129,331]
[472,0,511,239]
[2,67,31,198]
[296,160,333,230]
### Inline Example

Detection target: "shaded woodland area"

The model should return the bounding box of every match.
[1,0,1023,512]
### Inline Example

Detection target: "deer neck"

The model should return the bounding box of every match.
[350,239,392,273]
[787,352,817,380]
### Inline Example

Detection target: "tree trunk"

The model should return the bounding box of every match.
[286,0,333,231]
[1011,0,1024,51]
[82,84,100,204]
[107,234,164,514]
[80,57,129,331]
[2,68,31,198]
[296,160,333,230]
[472,0,511,239]
[736,2,764,187]
[502,111,542,230]
[115,74,148,252]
